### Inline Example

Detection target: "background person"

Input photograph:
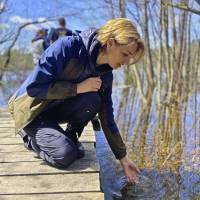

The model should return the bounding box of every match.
[31,28,49,65]
[48,17,74,43]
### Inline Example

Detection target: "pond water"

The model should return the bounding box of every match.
[0,70,200,200]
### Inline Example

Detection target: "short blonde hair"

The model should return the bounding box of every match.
[97,18,145,64]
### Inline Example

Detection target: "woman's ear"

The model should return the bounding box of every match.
[106,38,115,50]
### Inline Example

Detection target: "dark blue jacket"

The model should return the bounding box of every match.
[9,29,126,159]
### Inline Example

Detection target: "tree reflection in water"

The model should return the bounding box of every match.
[114,85,200,199]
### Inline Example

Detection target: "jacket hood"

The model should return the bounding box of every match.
[79,28,101,66]
[79,28,112,72]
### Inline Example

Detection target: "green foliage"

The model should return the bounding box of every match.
[0,49,34,71]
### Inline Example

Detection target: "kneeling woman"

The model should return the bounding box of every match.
[8,18,145,184]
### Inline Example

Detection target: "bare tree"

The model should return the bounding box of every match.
[157,0,164,107]
[119,0,126,17]
[165,1,200,15]
[0,18,58,80]
[0,0,12,46]
[142,0,154,90]
[104,0,116,18]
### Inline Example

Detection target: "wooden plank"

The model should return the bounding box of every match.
[0,121,14,124]
[0,126,93,132]
[0,173,100,194]
[0,144,27,152]
[0,141,95,151]
[0,128,16,132]
[0,149,96,164]
[0,151,40,162]
[0,124,93,132]
[0,108,101,198]
[0,143,98,175]
[0,142,95,152]
[0,156,99,176]
[0,143,96,163]
[0,125,15,128]
[0,192,104,200]
[0,113,11,118]
[0,128,94,136]
[0,129,94,135]
[0,107,9,111]
[0,133,16,138]
[0,134,95,144]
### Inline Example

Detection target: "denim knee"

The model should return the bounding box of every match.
[51,136,78,168]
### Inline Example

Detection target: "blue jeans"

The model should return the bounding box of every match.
[22,92,101,168]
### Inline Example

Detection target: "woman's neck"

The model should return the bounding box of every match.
[96,49,108,67]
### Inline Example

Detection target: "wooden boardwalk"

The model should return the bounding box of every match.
[0,107,103,200]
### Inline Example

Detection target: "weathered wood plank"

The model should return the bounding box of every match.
[0,121,14,124]
[0,156,99,176]
[0,150,40,162]
[0,129,94,134]
[0,150,96,164]
[0,192,104,200]
[0,142,95,152]
[0,107,9,111]
[0,173,100,194]
[0,121,93,130]
[0,108,101,198]
[0,123,93,132]
[0,144,27,152]
[0,134,95,144]
[0,113,11,118]
[0,143,98,175]
[0,143,96,163]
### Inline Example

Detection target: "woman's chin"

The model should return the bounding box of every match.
[111,64,120,70]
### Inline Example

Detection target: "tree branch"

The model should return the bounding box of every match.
[166,2,200,15]
[0,18,58,80]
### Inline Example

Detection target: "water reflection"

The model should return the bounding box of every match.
[120,168,200,200]
[113,85,200,199]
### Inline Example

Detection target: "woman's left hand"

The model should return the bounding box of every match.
[120,156,140,185]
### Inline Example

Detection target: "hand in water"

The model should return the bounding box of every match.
[120,156,140,185]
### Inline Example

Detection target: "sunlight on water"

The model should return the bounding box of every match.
[113,86,200,200]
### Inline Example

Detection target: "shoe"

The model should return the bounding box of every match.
[19,130,33,151]
[91,116,101,131]
[76,141,85,159]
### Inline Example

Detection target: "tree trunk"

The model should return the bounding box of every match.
[142,0,154,90]
[119,0,126,17]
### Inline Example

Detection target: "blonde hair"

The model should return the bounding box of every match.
[97,18,145,64]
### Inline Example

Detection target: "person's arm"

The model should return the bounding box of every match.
[27,37,78,99]
[98,72,140,184]
[98,72,126,159]
[98,101,127,159]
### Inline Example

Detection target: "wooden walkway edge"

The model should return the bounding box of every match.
[0,107,103,200]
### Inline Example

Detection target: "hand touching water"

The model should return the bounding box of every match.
[120,156,140,184]
[77,77,102,93]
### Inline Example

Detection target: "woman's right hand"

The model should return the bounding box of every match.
[77,77,102,94]
[120,156,140,184]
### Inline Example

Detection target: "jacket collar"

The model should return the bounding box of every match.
[79,28,112,74]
